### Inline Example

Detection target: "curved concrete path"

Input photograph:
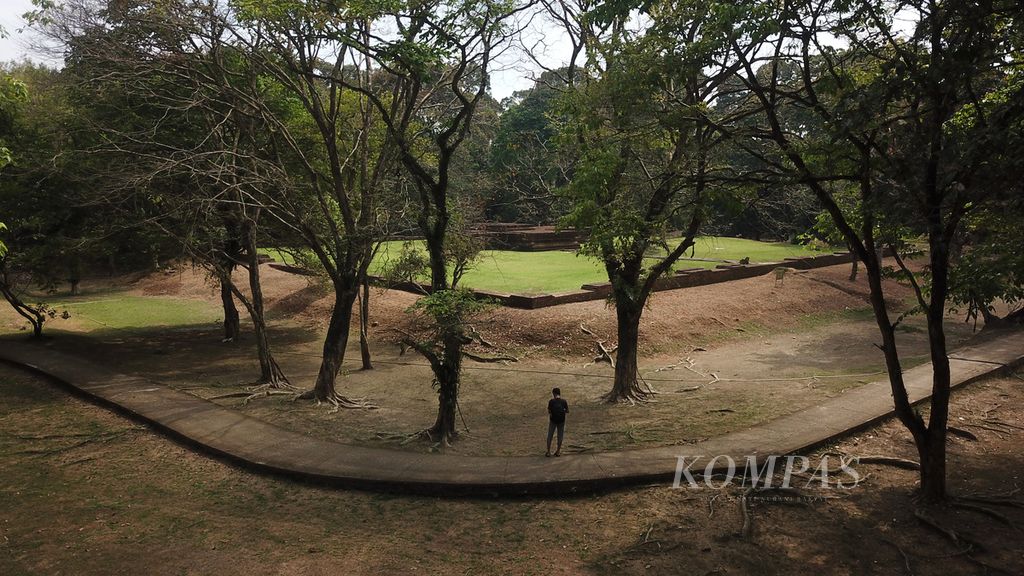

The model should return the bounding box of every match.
[2,330,1022,495]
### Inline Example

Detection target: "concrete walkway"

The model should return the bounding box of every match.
[1,330,1022,495]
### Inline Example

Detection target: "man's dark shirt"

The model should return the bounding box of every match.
[548,398,569,424]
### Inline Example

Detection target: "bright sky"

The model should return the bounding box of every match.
[0,0,50,64]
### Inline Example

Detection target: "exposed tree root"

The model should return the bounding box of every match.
[374,430,438,446]
[294,389,378,411]
[378,425,460,449]
[467,325,495,348]
[707,493,721,517]
[248,379,298,392]
[602,386,654,405]
[954,492,1024,510]
[241,390,296,406]
[594,341,617,367]
[208,391,253,401]
[881,539,915,575]
[580,324,618,369]
[403,426,457,449]
[913,508,980,554]
[242,378,299,405]
[950,500,1020,531]
[644,357,720,386]
[740,487,754,538]
[857,456,921,470]
[826,452,920,470]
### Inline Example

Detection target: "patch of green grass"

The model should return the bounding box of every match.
[258,248,300,266]
[367,237,830,295]
[44,294,220,331]
[367,240,604,294]
[683,236,826,262]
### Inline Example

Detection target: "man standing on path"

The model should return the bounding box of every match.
[546,388,569,457]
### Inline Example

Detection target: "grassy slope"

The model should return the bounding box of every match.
[3,294,221,334]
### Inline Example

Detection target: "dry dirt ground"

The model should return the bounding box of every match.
[0,261,979,456]
[1,362,1022,576]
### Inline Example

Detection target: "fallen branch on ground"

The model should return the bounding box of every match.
[463,351,518,363]
[668,385,703,393]
[948,427,979,441]
[467,325,495,348]
[594,341,617,367]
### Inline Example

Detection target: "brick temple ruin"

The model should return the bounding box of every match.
[472,223,586,251]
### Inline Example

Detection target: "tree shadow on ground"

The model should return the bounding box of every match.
[585,404,1024,576]
[0,321,324,390]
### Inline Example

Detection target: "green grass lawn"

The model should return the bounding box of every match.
[685,236,823,262]
[367,236,829,295]
[42,295,220,331]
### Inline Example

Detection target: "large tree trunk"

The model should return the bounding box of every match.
[1,287,45,337]
[423,217,463,441]
[1005,307,1024,324]
[426,332,463,445]
[219,272,241,342]
[358,271,373,370]
[218,217,243,343]
[68,255,82,296]
[861,240,946,503]
[917,238,953,503]
[918,423,948,504]
[0,267,45,338]
[241,227,287,386]
[605,301,649,403]
[310,285,359,403]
